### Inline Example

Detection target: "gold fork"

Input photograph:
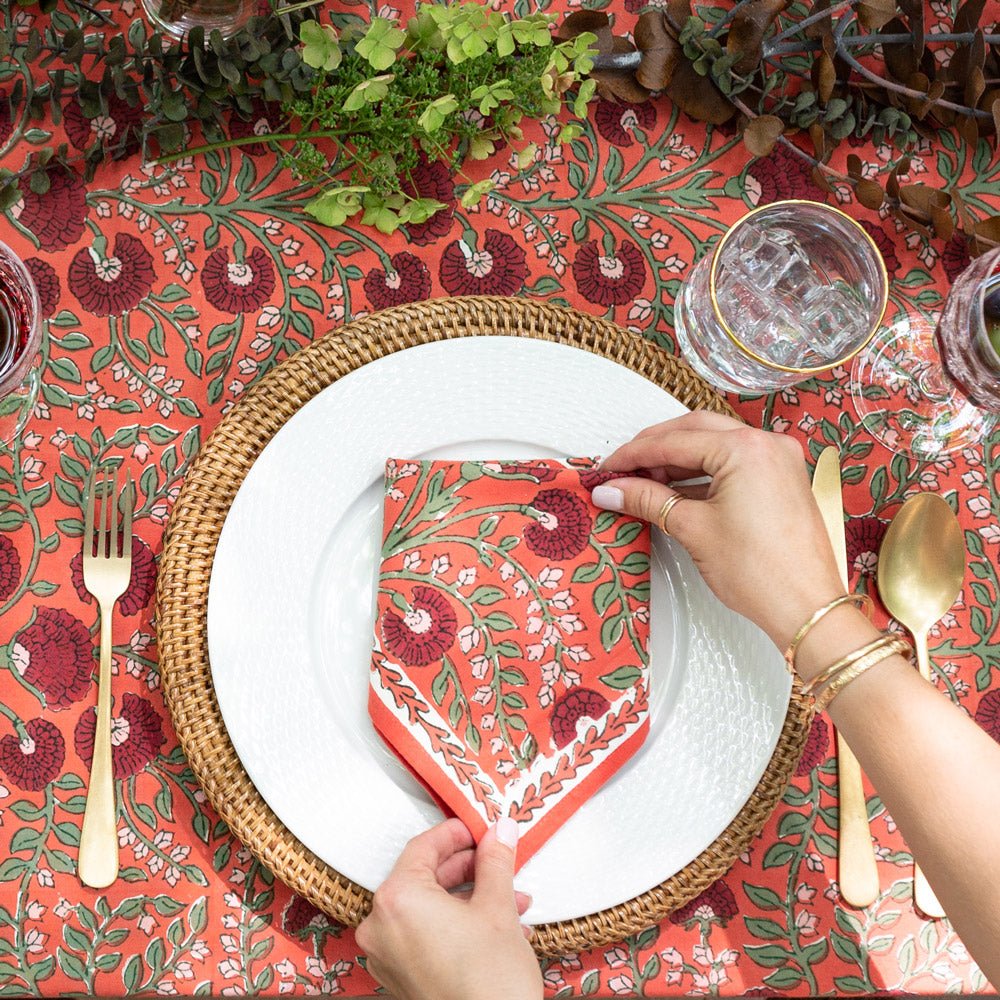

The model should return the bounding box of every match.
[78,464,133,889]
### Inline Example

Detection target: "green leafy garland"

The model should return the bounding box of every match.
[177,5,597,233]
[0,2,596,233]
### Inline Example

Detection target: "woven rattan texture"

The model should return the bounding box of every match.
[156,296,813,957]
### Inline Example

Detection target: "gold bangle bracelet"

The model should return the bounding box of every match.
[801,633,894,698]
[814,636,913,712]
[783,594,874,675]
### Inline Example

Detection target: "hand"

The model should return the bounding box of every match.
[355,818,542,1000]
[592,412,843,651]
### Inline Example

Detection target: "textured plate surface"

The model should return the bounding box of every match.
[207,336,789,924]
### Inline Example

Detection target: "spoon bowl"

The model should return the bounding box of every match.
[878,494,966,632]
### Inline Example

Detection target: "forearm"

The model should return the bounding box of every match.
[797,607,1000,984]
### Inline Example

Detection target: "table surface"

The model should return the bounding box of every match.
[0,0,998,995]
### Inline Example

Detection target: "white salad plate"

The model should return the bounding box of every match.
[207,336,789,924]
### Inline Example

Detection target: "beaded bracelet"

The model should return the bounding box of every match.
[813,635,914,712]
[783,594,874,675]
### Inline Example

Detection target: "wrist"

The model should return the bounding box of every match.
[766,581,851,654]
[793,605,883,683]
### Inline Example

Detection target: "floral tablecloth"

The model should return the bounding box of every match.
[0,0,998,995]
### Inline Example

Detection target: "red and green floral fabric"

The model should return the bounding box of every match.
[370,459,650,866]
[0,0,997,994]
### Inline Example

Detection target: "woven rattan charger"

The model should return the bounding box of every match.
[156,296,812,957]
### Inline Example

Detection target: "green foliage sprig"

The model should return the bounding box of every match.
[0,0,317,207]
[278,4,597,233]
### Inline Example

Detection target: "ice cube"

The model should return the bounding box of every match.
[801,286,870,360]
[723,233,791,289]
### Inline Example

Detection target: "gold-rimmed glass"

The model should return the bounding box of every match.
[673,200,889,394]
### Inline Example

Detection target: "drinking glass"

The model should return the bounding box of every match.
[0,241,42,446]
[851,246,1000,460]
[673,200,889,394]
[141,0,257,39]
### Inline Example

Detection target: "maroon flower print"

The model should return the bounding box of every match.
[846,516,888,579]
[0,534,20,601]
[229,98,283,156]
[75,692,165,779]
[795,715,830,776]
[497,462,558,482]
[975,689,1000,744]
[70,536,156,617]
[68,234,155,316]
[594,99,657,147]
[283,895,327,934]
[403,155,455,245]
[669,879,739,925]
[577,468,651,491]
[201,246,276,314]
[364,252,431,309]
[572,240,647,307]
[524,489,591,561]
[439,229,527,296]
[941,234,972,284]
[63,95,143,157]
[25,257,60,318]
[14,608,93,710]
[16,166,88,251]
[747,142,827,206]
[381,586,458,667]
[0,90,11,147]
[550,688,611,749]
[0,719,65,792]
[858,220,900,276]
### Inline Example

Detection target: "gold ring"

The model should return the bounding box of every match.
[657,494,687,535]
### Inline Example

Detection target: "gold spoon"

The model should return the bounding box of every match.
[877,493,966,919]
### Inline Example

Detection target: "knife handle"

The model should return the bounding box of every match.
[914,865,946,919]
[836,730,879,908]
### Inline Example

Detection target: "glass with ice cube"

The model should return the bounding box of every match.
[673,201,889,393]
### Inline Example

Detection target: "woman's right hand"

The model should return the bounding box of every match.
[591,412,844,652]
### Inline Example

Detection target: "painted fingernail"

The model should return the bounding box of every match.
[495,817,519,851]
[591,485,624,511]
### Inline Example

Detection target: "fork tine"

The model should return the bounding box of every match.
[83,468,96,559]
[121,472,134,561]
[96,465,109,560]
[109,465,120,558]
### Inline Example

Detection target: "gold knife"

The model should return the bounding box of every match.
[812,446,879,908]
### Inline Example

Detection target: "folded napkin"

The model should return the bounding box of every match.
[369,458,651,867]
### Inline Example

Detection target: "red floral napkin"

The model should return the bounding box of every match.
[369,458,651,867]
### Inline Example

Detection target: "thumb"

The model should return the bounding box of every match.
[472,818,519,912]
[591,478,700,542]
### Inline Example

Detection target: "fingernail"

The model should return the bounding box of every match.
[592,485,624,511]
[495,817,519,851]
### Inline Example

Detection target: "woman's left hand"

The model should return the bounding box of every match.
[355,818,542,1000]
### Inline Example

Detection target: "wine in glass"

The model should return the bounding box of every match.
[0,241,42,446]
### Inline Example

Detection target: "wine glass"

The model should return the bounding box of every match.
[0,241,42,446]
[673,200,889,394]
[140,0,257,39]
[851,246,1000,461]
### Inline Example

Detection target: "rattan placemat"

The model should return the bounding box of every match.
[156,295,812,957]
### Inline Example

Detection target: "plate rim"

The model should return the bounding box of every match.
[156,296,813,957]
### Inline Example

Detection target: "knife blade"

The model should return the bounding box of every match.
[812,446,879,909]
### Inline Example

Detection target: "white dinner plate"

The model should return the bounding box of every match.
[207,336,789,924]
